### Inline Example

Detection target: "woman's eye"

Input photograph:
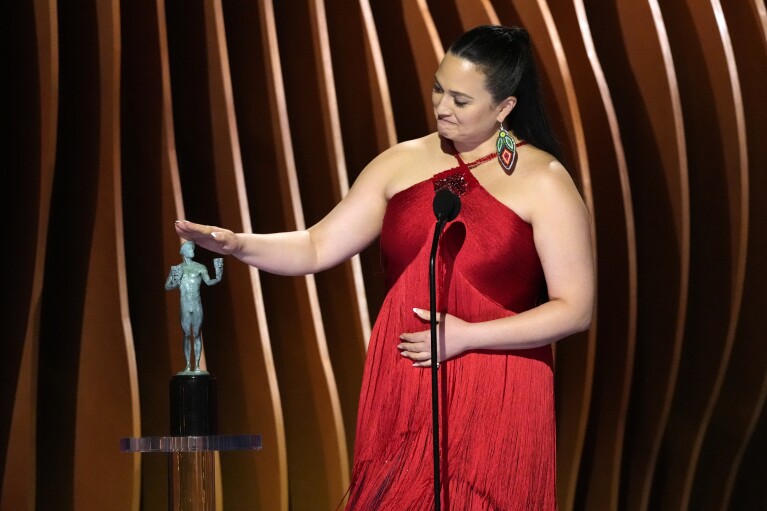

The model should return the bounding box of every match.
[454,100,467,107]
[432,84,443,92]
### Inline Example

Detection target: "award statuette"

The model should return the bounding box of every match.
[164,240,223,375]
[120,241,260,511]
[164,241,222,509]
[164,240,222,436]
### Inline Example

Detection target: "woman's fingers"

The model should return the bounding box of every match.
[398,342,430,354]
[401,350,430,362]
[175,220,219,239]
[399,309,456,367]
[174,220,237,255]
[412,307,441,322]
[398,308,436,363]
[398,342,435,367]
[398,332,433,365]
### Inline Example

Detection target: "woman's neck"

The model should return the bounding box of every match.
[447,132,511,160]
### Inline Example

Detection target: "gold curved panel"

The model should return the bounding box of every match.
[1,1,58,509]
[426,0,465,48]
[269,0,370,473]
[72,2,141,509]
[30,2,139,509]
[729,405,767,508]
[34,3,100,507]
[691,1,767,510]
[652,0,748,509]
[583,2,690,510]
[454,0,501,27]
[1,4,40,481]
[218,0,348,507]
[163,0,290,508]
[546,2,637,509]
[401,0,444,128]
[369,0,434,141]
[324,0,394,328]
[119,0,179,507]
[315,4,396,491]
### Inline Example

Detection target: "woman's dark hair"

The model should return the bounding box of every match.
[448,25,562,161]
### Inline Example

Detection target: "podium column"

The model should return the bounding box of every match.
[121,374,261,510]
[169,374,217,510]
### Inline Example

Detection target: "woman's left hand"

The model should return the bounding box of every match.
[397,308,471,367]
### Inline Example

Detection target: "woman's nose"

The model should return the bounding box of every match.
[434,95,450,115]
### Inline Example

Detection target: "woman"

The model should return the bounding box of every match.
[176,25,593,510]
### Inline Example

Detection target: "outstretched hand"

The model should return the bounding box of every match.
[175,220,241,256]
[397,308,471,367]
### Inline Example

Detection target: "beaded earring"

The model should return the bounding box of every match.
[496,123,517,172]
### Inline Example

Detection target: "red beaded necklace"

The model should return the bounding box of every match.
[463,151,495,169]
[451,139,528,169]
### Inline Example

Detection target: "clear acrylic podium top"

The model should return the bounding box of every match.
[120,435,262,453]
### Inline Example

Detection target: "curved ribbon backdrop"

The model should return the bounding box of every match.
[3,1,765,510]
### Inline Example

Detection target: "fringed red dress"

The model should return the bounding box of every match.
[346,154,557,510]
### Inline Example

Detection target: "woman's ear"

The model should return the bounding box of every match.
[497,96,517,123]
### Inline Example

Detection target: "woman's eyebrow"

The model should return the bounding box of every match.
[433,76,475,100]
[451,91,474,100]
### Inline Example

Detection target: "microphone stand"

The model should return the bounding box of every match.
[428,188,460,511]
[429,216,447,511]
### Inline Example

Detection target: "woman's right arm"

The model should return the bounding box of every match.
[174,146,402,276]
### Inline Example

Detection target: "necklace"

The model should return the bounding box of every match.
[452,140,528,169]
[464,151,497,169]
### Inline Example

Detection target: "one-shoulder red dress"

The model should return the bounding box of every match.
[346,153,557,510]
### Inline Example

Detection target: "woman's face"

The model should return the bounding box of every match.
[432,53,515,146]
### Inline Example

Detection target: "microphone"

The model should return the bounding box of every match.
[433,188,461,222]
[428,188,461,511]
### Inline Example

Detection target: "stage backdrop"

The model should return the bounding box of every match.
[2,0,765,510]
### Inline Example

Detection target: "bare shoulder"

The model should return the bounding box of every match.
[528,159,577,195]
[355,133,443,199]
[513,147,587,222]
[375,133,439,167]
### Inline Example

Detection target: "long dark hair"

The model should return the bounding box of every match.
[448,25,562,162]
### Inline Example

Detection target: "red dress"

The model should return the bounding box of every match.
[346,154,557,510]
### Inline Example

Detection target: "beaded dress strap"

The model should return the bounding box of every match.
[433,139,527,196]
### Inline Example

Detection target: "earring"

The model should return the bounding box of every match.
[496,123,517,172]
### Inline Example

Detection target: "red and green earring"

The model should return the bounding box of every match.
[496,123,517,172]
